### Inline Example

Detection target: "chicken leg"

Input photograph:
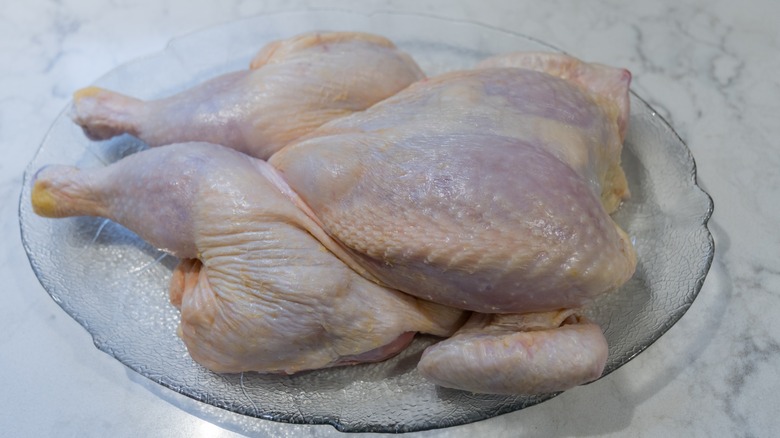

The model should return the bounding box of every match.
[31,142,464,374]
[70,32,424,159]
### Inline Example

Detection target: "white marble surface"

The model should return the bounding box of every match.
[1,0,777,436]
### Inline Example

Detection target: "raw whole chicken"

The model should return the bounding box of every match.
[70,32,424,159]
[31,37,637,395]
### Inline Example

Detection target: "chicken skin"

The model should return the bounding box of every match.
[31,143,464,374]
[70,32,424,159]
[271,53,636,314]
[269,53,635,393]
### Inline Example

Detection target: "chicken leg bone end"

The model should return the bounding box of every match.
[71,86,144,141]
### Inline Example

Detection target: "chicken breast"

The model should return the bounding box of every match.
[270,56,636,314]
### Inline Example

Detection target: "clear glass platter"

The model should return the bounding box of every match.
[19,10,714,433]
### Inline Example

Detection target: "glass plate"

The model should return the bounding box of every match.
[19,10,714,433]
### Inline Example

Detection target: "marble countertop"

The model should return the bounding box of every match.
[2,0,777,436]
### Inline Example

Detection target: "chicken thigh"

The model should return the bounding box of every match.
[70,32,424,159]
[31,143,464,374]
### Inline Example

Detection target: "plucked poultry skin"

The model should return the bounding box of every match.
[32,143,464,374]
[31,41,637,395]
[265,53,635,394]
[270,54,635,314]
[69,32,424,159]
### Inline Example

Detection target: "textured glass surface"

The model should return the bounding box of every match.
[19,10,714,433]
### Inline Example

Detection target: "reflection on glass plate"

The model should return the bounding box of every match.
[19,10,714,433]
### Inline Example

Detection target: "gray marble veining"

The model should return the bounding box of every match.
[1,0,778,436]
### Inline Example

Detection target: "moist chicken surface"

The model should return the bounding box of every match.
[267,52,635,393]
[70,32,424,159]
[32,143,464,374]
[271,53,636,314]
[31,36,636,395]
